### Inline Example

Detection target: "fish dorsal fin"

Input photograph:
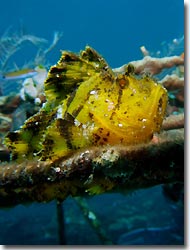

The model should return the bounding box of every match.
[44,46,114,105]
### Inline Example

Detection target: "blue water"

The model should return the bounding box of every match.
[0,0,184,245]
[0,186,184,245]
[0,0,184,67]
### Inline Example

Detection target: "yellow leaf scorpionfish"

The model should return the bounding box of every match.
[4,46,168,162]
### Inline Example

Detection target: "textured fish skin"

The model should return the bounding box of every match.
[4,46,168,162]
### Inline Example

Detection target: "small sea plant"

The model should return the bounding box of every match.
[0,27,63,97]
[0,27,47,71]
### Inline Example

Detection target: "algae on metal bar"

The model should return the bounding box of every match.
[0,128,184,207]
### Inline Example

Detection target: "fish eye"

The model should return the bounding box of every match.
[116,75,129,88]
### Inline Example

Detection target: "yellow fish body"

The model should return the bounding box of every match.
[4,46,168,162]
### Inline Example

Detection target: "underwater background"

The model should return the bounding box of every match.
[0,0,184,246]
